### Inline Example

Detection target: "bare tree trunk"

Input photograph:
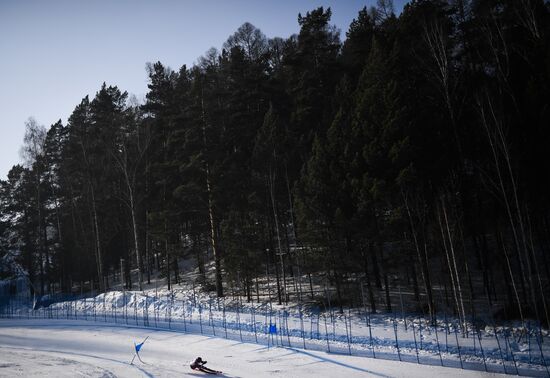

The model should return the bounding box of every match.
[268,170,286,304]
[201,95,223,297]
[478,95,526,325]
[402,190,434,320]
[424,21,463,162]
[438,200,466,331]
[90,185,104,293]
[129,190,143,291]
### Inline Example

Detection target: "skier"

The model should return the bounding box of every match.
[190,357,222,374]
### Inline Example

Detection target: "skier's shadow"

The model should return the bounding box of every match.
[287,348,391,378]
[187,373,240,378]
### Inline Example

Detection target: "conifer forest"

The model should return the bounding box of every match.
[2,0,550,328]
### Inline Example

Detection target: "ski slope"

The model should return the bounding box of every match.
[0,318,507,377]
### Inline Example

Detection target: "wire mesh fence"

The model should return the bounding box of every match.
[0,290,548,377]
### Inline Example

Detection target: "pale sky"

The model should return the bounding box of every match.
[0,0,406,179]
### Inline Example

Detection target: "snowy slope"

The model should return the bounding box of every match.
[0,318,508,377]
[3,287,549,377]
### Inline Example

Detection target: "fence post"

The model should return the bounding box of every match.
[153,293,157,328]
[368,310,375,358]
[454,322,464,369]
[444,310,449,353]
[346,312,352,356]
[393,314,401,361]
[134,294,138,326]
[279,310,284,347]
[399,286,406,331]
[419,319,423,350]
[504,328,519,375]
[299,305,306,349]
[493,325,507,374]
[324,314,331,353]
[411,318,420,363]
[252,307,257,343]
[199,303,203,334]
[535,323,549,376]
[222,298,227,339]
[144,293,148,327]
[238,303,243,342]
[476,327,488,372]
[285,309,291,348]
[210,299,215,336]
[434,317,443,366]
[317,312,320,340]
[182,299,187,332]
[168,292,172,330]
[528,321,532,364]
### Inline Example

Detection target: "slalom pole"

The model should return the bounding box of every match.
[131,336,149,365]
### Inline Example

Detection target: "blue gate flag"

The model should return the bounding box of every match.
[134,336,149,353]
[131,336,148,365]
[269,324,277,334]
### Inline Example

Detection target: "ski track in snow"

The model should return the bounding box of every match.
[0,318,514,377]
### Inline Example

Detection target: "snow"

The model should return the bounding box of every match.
[0,318,508,377]
[1,285,548,377]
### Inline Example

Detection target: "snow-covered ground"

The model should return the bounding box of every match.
[2,287,549,377]
[0,318,510,377]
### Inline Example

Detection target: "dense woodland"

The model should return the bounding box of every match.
[1,0,550,327]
